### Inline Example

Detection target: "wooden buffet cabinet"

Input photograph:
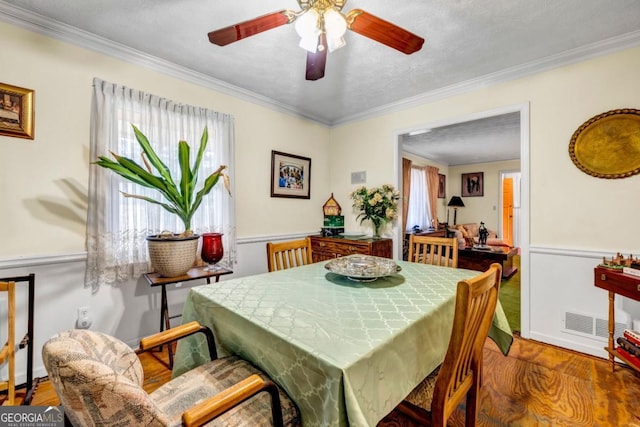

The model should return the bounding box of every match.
[594,266,640,372]
[309,235,393,262]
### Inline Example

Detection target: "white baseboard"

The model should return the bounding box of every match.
[527,331,608,360]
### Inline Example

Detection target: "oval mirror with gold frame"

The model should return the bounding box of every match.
[569,108,640,179]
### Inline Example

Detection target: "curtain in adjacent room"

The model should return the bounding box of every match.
[85,78,236,292]
[402,158,412,232]
[425,166,440,226]
[406,167,432,230]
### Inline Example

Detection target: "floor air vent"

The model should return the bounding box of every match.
[563,311,628,341]
[565,312,593,335]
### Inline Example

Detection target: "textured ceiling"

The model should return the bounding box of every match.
[1,0,639,165]
[402,112,521,166]
[2,0,639,128]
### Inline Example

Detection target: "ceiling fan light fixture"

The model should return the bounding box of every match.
[324,7,347,52]
[295,8,321,52]
[324,8,347,38]
[327,35,345,52]
[299,34,320,52]
[207,2,425,81]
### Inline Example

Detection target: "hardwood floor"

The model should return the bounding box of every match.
[5,337,640,426]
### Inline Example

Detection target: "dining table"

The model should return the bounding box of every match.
[173,258,513,427]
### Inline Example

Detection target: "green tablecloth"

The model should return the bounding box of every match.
[173,260,512,427]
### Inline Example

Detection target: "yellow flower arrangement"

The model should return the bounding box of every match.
[349,184,400,237]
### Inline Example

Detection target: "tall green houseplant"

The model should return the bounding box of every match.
[95,124,230,277]
[95,124,230,235]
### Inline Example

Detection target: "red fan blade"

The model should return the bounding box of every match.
[305,34,327,81]
[346,9,424,55]
[208,10,293,46]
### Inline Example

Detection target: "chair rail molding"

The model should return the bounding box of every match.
[0,232,320,270]
[529,245,629,260]
[0,252,87,270]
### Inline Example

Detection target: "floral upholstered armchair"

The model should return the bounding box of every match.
[42,322,300,427]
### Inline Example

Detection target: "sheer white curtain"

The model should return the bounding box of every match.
[406,167,432,230]
[85,78,236,292]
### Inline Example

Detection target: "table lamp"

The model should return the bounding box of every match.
[447,196,465,225]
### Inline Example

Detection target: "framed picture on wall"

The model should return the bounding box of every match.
[0,82,34,139]
[438,174,446,198]
[270,150,311,199]
[461,172,484,197]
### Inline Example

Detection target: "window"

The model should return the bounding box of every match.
[85,78,235,291]
[406,167,432,231]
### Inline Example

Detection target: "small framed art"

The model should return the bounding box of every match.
[461,172,484,197]
[0,82,34,139]
[270,150,311,199]
[438,174,446,198]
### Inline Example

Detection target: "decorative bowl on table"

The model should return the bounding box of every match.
[324,255,401,282]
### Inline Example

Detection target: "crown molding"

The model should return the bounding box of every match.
[0,1,330,126]
[334,30,640,126]
[1,1,639,128]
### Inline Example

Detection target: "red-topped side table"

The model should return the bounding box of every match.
[594,266,640,372]
[143,266,233,367]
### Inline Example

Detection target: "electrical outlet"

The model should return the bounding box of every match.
[77,306,92,329]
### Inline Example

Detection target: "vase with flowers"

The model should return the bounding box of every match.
[349,185,400,238]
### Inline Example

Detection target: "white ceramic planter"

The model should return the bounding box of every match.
[146,234,199,277]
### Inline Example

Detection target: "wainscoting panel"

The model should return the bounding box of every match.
[529,246,640,359]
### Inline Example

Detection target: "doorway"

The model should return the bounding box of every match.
[394,103,530,336]
[500,171,521,248]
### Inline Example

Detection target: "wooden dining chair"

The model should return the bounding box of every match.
[408,235,459,268]
[0,281,16,406]
[398,263,502,426]
[266,237,313,272]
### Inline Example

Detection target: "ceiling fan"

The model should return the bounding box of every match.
[207,0,425,81]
